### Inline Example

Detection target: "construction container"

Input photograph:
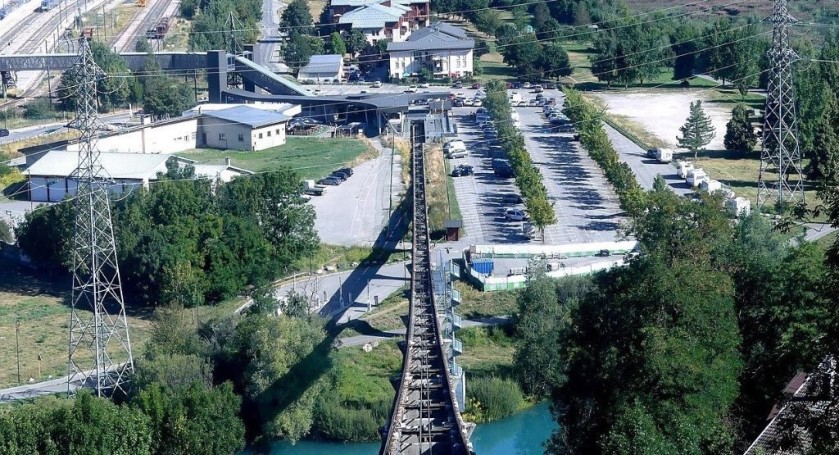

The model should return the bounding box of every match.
[471,258,494,275]
[700,179,722,193]
[678,160,694,179]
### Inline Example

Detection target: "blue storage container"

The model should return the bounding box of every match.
[472,258,494,275]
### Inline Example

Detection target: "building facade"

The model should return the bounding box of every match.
[297,54,345,83]
[387,22,474,79]
[198,106,289,151]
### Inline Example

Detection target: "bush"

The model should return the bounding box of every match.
[313,395,384,441]
[0,219,12,244]
[23,99,54,120]
[467,376,524,422]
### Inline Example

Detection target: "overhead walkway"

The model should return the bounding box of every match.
[233,55,312,97]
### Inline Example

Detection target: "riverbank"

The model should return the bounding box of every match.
[266,401,556,454]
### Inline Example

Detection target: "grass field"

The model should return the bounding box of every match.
[179,136,377,180]
[479,52,517,82]
[0,257,153,388]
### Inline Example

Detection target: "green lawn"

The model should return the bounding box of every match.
[178,137,376,180]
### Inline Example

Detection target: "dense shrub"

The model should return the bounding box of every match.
[313,396,383,441]
[467,376,524,422]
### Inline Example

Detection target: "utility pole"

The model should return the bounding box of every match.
[15,320,21,385]
[66,33,134,397]
[756,0,804,210]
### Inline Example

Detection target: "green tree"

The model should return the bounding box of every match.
[677,100,716,159]
[344,30,367,56]
[143,76,195,119]
[525,196,556,241]
[58,41,131,112]
[179,0,197,19]
[539,42,572,80]
[670,22,700,80]
[724,103,757,153]
[284,33,324,73]
[0,218,12,244]
[500,33,543,80]
[281,0,313,35]
[327,32,346,55]
[806,94,839,182]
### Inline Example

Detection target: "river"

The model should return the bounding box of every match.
[267,401,555,454]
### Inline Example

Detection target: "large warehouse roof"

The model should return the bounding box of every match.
[201,105,291,128]
[26,151,170,180]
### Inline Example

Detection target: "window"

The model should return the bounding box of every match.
[191,132,197,140]
[267,130,272,137]
[238,133,244,142]
[276,128,280,134]
[218,133,226,141]
[183,135,188,141]
[259,133,263,139]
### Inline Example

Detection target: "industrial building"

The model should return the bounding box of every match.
[25,151,252,202]
[198,106,290,151]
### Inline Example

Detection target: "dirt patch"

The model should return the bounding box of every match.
[593,90,733,150]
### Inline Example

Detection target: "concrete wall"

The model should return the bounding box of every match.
[199,117,252,150]
[250,123,286,150]
[67,118,199,155]
[389,49,473,79]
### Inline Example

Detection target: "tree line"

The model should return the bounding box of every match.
[52,41,196,120]
[482,80,556,236]
[514,181,839,453]
[15,162,319,308]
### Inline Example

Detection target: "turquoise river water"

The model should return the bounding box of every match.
[267,400,555,454]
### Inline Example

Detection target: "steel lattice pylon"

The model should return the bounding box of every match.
[67,37,134,397]
[757,0,804,209]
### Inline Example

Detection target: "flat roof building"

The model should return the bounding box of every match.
[198,105,291,151]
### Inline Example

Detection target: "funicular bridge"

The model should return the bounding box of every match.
[380,121,473,455]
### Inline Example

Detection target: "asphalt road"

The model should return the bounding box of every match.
[515,90,624,244]
[0,111,134,145]
[308,137,403,246]
[449,107,528,244]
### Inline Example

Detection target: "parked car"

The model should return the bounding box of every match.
[545,83,557,89]
[473,99,483,107]
[504,208,528,221]
[516,100,527,107]
[331,170,350,180]
[336,167,354,176]
[501,193,524,204]
[451,164,474,177]
[527,99,539,107]
[533,85,544,93]
[0,128,8,137]
[452,98,464,107]
[463,98,474,106]
[523,82,532,89]
[453,81,463,89]
[419,83,430,88]
[471,82,481,89]
[371,81,382,88]
[318,176,342,186]
[596,249,611,257]
[404,85,418,93]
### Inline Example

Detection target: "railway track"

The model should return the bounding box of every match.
[114,0,171,52]
[381,121,472,455]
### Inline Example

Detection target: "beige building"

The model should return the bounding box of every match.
[387,22,474,79]
[66,116,200,155]
[198,106,290,151]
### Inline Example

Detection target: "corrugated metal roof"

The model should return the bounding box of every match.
[338,2,408,28]
[298,54,344,79]
[202,105,290,128]
[26,151,170,180]
[388,22,473,52]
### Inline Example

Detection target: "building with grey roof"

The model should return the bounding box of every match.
[297,54,345,83]
[199,105,291,151]
[338,2,412,44]
[24,152,252,202]
[329,0,429,36]
[387,22,474,79]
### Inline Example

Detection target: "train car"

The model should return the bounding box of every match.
[145,18,170,40]
[81,26,94,40]
[39,0,58,12]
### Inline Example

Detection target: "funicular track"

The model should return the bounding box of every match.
[381,121,473,455]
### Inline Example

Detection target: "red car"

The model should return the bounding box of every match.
[471,82,481,89]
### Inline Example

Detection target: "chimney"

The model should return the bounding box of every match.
[225,157,232,166]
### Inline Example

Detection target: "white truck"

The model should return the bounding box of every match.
[678,161,694,179]
[303,180,326,196]
[444,140,467,158]
[646,148,673,163]
[687,168,708,187]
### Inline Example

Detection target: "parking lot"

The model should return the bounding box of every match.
[446,88,626,245]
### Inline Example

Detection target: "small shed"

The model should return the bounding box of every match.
[444,219,462,241]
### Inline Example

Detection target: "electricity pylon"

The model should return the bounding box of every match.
[67,35,133,397]
[757,0,804,209]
